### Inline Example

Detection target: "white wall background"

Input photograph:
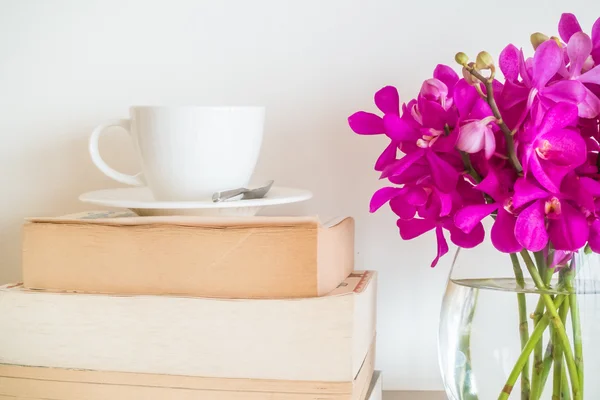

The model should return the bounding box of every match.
[1,0,599,390]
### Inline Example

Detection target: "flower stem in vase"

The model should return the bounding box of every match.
[530,251,554,399]
[564,267,584,397]
[510,253,531,400]
[552,297,570,399]
[520,251,581,400]
[498,296,566,400]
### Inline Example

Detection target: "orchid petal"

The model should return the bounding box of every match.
[500,80,531,109]
[348,111,384,135]
[418,98,447,130]
[548,202,589,251]
[568,32,593,77]
[449,222,485,249]
[588,219,600,253]
[437,190,454,217]
[592,17,600,63]
[426,150,459,193]
[397,218,436,240]
[537,102,579,135]
[370,187,404,213]
[580,176,600,196]
[380,148,425,179]
[456,120,493,155]
[515,200,549,252]
[513,178,548,209]
[538,128,587,167]
[558,13,583,42]
[454,79,479,118]
[405,186,429,206]
[388,160,429,185]
[540,80,587,105]
[374,140,398,172]
[383,114,419,142]
[532,40,563,89]
[433,64,459,95]
[469,98,494,119]
[529,156,561,193]
[475,170,504,201]
[499,44,520,82]
[592,17,600,48]
[374,86,400,115]
[421,79,449,102]
[579,65,600,85]
[454,203,499,233]
[491,208,523,253]
[390,197,417,220]
[483,129,496,160]
[578,87,600,119]
[431,225,449,268]
[519,48,532,87]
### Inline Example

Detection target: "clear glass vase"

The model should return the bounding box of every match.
[438,236,600,400]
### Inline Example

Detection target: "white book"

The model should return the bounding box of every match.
[0,271,376,382]
[0,355,376,400]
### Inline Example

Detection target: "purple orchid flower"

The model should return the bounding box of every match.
[348,86,402,171]
[381,67,462,193]
[512,177,589,252]
[454,169,522,253]
[499,40,587,129]
[559,31,600,117]
[558,13,600,65]
[370,176,484,267]
[397,183,485,267]
[453,79,498,159]
[520,102,587,193]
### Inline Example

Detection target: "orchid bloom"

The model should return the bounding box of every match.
[521,102,587,193]
[348,86,401,171]
[454,169,522,253]
[512,178,589,251]
[499,40,587,129]
[453,79,498,159]
[558,13,600,65]
[350,13,600,268]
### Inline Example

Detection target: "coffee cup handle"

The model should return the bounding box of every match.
[89,119,144,186]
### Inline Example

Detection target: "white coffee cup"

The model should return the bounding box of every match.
[89,106,265,201]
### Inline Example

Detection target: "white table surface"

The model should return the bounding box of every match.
[383,391,446,400]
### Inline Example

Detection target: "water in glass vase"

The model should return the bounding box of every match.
[439,248,600,400]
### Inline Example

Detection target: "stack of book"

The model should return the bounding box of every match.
[0,210,380,399]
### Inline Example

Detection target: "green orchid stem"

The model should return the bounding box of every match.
[520,250,581,400]
[565,268,584,398]
[553,297,570,400]
[510,253,530,400]
[531,251,553,399]
[460,151,482,183]
[498,295,566,400]
[538,340,555,398]
[465,66,523,174]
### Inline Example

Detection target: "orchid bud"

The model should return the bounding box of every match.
[530,32,549,50]
[455,52,469,66]
[462,63,479,86]
[475,51,494,70]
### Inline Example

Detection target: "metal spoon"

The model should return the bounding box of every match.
[212,180,274,203]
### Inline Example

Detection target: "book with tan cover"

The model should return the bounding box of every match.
[0,272,376,382]
[22,211,354,298]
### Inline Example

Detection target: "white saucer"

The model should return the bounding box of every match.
[79,186,313,217]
